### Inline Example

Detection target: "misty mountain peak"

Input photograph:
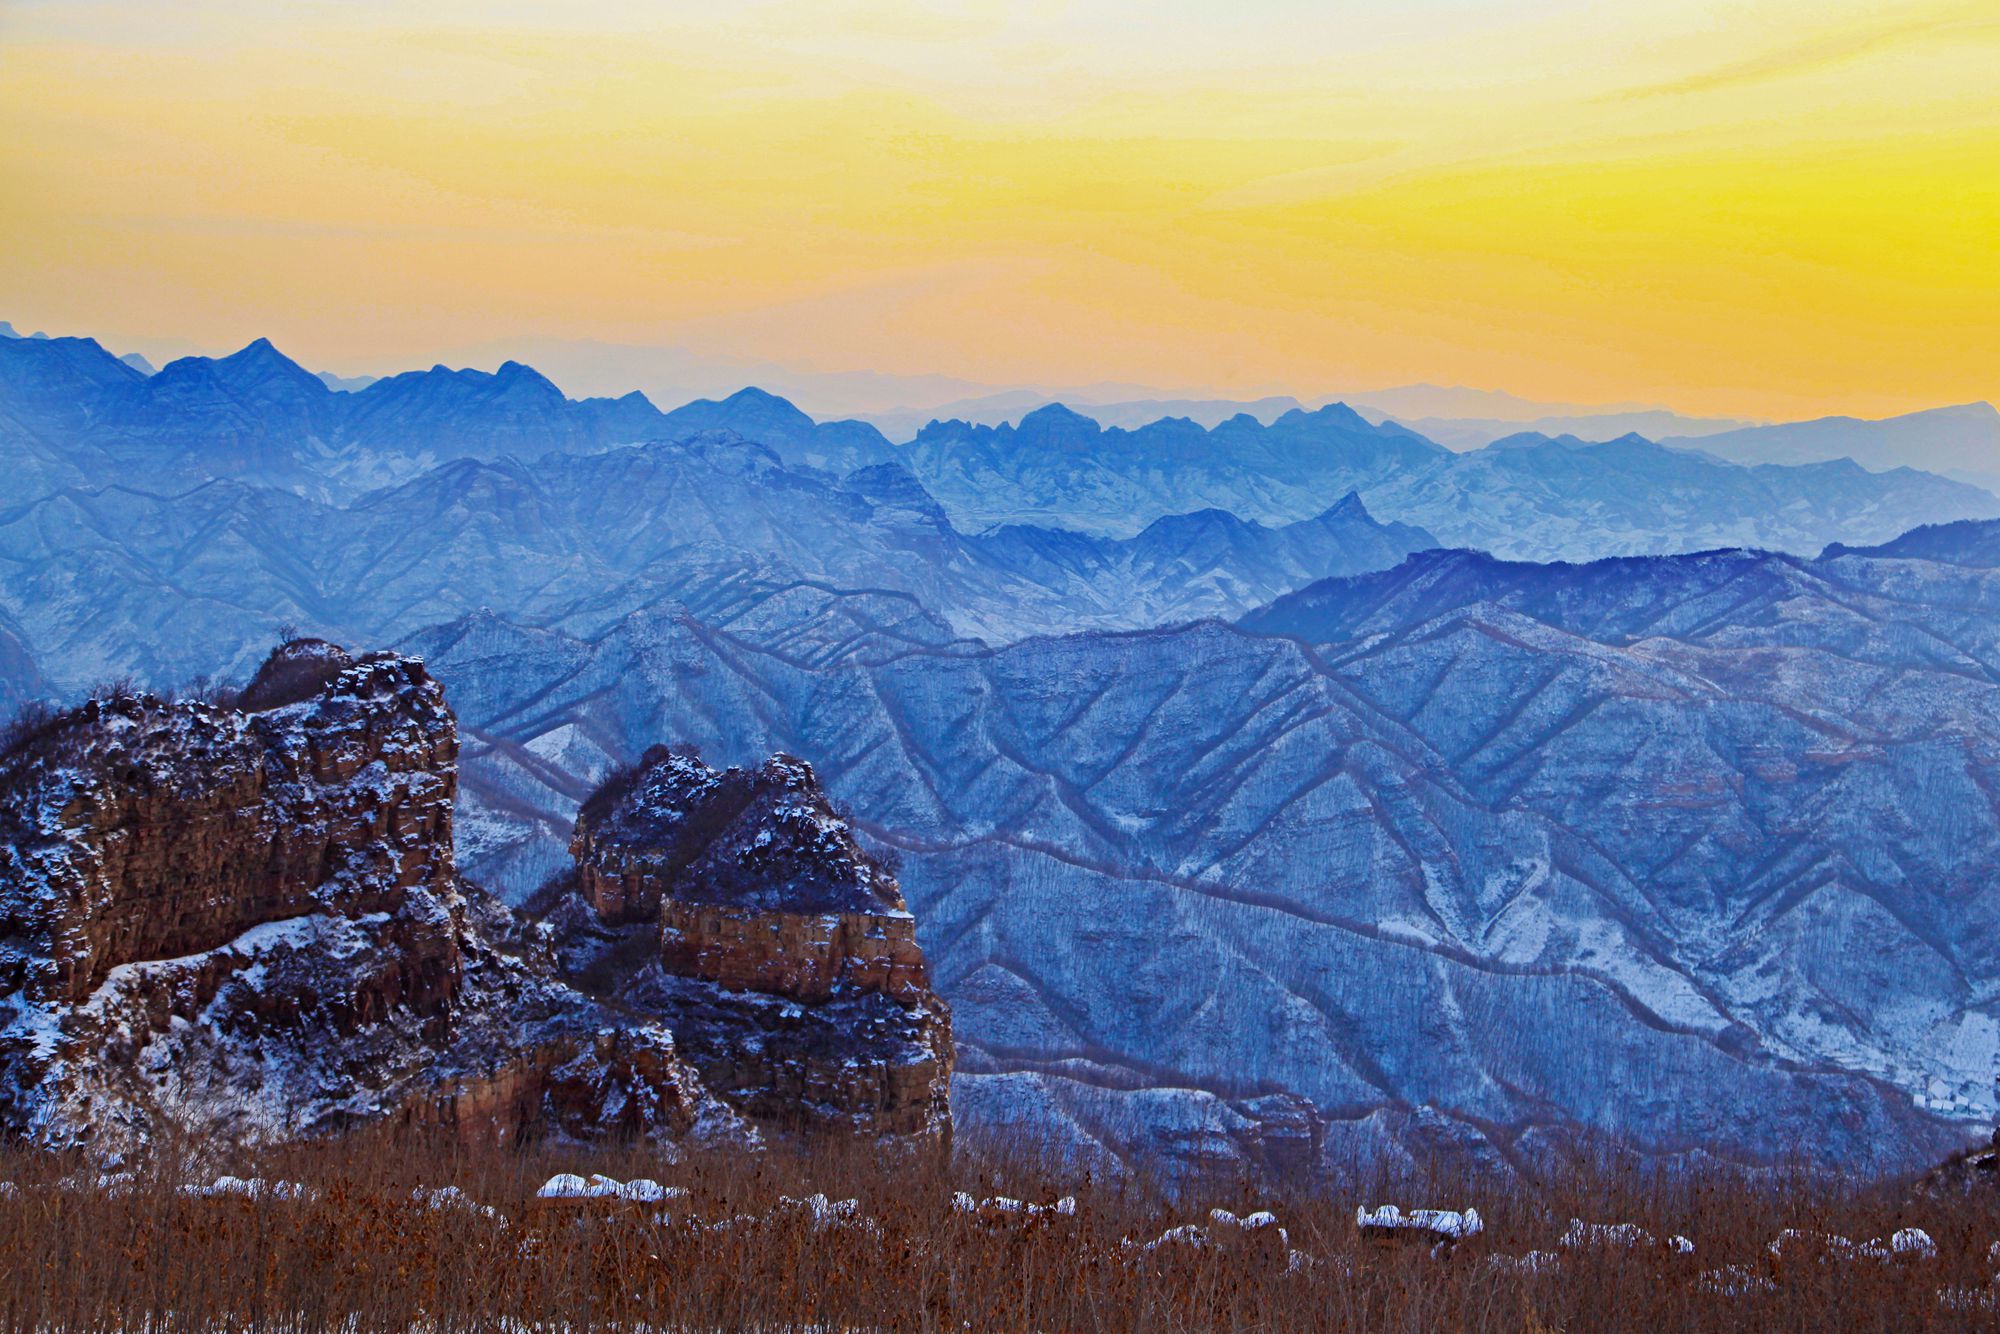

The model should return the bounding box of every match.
[1015,402,1101,436]
[488,360,567,402]
[660,385,815,439]
[1275,403,1361,430]
[494,358,555,385]
[0,334,142,389]
[213,337,329,394]
[724,384,805,411]
[1308,401,1371,429]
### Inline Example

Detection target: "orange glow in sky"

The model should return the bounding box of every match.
[2,0,1995,417]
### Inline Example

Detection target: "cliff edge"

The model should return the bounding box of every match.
[0,642,741,1151]
[559,745,953,1140]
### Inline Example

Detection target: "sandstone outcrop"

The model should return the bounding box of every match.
[0,642,741,1151]
[0,643,951,1151]
[561,746,953,1140]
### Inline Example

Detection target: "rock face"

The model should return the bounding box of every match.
[573,749,930,1002]
[0,642,457,1008]
[0,642,743,1151]
[560,746,953,1139]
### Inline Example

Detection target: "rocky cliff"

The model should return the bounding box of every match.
[557,746,953,1140]
[0,642,457,1008]
[0,642,743,1151]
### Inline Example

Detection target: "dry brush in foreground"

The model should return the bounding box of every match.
[2,1131,1998,1332]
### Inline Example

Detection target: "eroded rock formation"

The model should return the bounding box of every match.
[0,642,742,1151]
[0,643,457,1008]
[558,746,953,1140]
[0,642,953,1153]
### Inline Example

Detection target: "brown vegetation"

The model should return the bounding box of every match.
[1,1130,1997,1331]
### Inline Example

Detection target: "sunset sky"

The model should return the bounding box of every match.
[1,0,1995,418]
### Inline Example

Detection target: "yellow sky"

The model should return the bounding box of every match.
[1,0,1995,417]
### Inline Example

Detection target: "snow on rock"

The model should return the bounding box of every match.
[413,1185,507,1224]
[1210,1207,1290,1252]
[556,744,953,1141]
[774,1193,881,1237]
[1212,1207,1281,1231]
[1559,1219,1693,1255]
[0,643,746,1153]
[1894,1227,1939,1259]
[1769,1226,1938,1264]
[953,1191,1078,1220]
[1127,1223,1210,1255]
[182,1176,317,1202]
[1356,1204,1484,1241]
[1125,1206,1295,1265]
[536,1173,685,1204]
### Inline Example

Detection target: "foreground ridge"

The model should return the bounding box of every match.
[550,744,954,1140]
[0,640,946,1151]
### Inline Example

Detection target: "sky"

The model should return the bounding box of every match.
[1,0,1995,419]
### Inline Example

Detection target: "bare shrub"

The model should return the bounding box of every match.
[86,674,141,704]
[0,697,63,763]
[237,638,352,712]
[0,1127,1993,1332]
[182,672,242,710]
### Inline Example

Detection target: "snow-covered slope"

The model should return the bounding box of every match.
[391,528,2000,1179]
[899,408,2000,559]
[0,435,1434,694]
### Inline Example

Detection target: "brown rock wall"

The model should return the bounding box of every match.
[0,642,744,1153]
[657,902,930,1004]
[398,1029,708,1146]
[565,746,954,1141]
[0,651,458,1006]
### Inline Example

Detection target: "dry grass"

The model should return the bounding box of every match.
[1,1130,1997,1332]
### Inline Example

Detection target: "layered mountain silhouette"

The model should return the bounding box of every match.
[0,430,1436,696]
[0,335,897,498]
[903,408,1999,557]
[1668,402,2000,489]
[4,332,1993,563]
[7,320,2000,1177]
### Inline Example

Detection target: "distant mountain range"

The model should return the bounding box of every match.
[5,329,1995,563]
[0,428,1437,696]
[861,392,1313,439]
[1377,409,1753,451]
[315,370,378,392]
[863,389,1753,448]
[1665,402,2000,491]
[899,405,1998,559]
